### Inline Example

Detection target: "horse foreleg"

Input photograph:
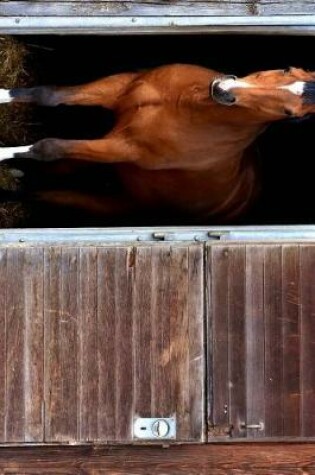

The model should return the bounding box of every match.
[0,135,139,164]
[0,73,137,109]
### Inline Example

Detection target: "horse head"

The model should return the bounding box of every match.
[211,67,315,121]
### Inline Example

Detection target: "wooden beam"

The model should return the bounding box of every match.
[0,443,314,474]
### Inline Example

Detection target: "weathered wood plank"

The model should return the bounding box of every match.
[264,245,284,437]
[78,247,98,441]
[6,248,26,442]
[282,245,301,437]
[23,248,44,442]
[0,443,315,474]
[114,247,134,441]
[208,246,230,439]
[169,247,190,440]
[97,248,117,441]
[151,246,172,419]
[300,245,315,437]
[188,245,204,441]
[2,1,315,17]
[0,249,6,442]
[227,245,246,439]
[44,247,79,443]
[133,247,152,419]
[245,245,265,439]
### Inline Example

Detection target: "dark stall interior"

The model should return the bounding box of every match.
[1,34,315,228]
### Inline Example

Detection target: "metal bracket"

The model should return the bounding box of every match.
[240,421,265,431]
[133,417,176,440]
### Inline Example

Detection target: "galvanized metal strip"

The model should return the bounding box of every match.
[0,226,315,244]
[1,16,315,35]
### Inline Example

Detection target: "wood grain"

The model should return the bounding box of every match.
[133,247,153,419]
[264,245,283,437]
[78,247,98,441]
[300,245,315,437]
[44,247,79,443]
[208,246,230,438]
[6,248,26,442]
[207,243,315,441]
[41,243,204,444]
[227,245,246,439]
[282,245,301,436]
[0,443,314,474]
[1,1,315,17]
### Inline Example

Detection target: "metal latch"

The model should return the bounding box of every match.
[240,421,264,431]
[133,417,176,440]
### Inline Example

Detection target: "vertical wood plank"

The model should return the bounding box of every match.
[114,247,134,441]
[0,249,6,442]
[44,247,61,442]
[97,248,116,441]
[245,245,265,439]
[300,245,315,437]
[228,245,246,438]
[208,245,230,438]
[264,245,284,437]
[151,246,171,418]
[45,247,79,442]
[24,248,44,442]
[188,245,205,441]
[6,248,25,442]
[282,245,301,437]
[133,247,152,419]
[78,247,98,441]
[170,247,190,440]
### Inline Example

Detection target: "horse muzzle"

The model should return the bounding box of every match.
[211,76,237,106]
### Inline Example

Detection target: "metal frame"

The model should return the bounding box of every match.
[1,16,315,35]
[0,226,315,243]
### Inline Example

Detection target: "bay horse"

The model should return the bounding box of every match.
[0,64,314,223]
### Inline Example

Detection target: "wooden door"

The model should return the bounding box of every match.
[207,242,315,440]
[0,243,205,444]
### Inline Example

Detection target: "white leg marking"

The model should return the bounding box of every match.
[0,89,13,104]
[279,81,305,96]
[0,145,32,162]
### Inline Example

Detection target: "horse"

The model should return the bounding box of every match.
[0,64,314,223]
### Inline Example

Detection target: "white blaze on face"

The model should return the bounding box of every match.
[217,78,251,91]
[279,81,305,96]
[217,78,306,96]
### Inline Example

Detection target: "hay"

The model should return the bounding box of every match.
[0,36,32,227]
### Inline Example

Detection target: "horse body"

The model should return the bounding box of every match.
[0,63,314,222]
